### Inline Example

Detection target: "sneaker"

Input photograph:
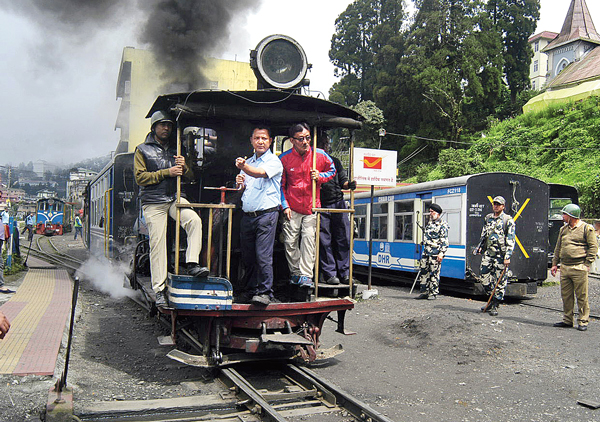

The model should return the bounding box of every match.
[578,325,588,332]
[251,294,271,306]
[298,276,314,288]
[427,295,436,300]
[553,321,573,328]
[340,276,350,285]
[155,290,168,308]
[289,275,300,285]
[488,304,498,316]
[188,264,210,278]
[325,276,340,285]
[416,293,428,300]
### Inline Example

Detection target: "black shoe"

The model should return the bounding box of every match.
[416,293,428,300]
[325,276,340,285]
[188,264,210,278]
[578,325,588,331]
[155,290,168,308]
[553,321,573,328]
[251,294,271,306]
[427,295,436,300]
[234,292,254,304]
[340,276,350,285]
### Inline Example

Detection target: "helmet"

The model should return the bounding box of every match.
[561,204,581,219]
[150,111,174,130]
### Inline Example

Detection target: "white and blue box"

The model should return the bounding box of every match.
[167,274,233,310]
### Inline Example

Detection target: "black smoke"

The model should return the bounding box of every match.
[4,0,261,89]
[141,0,260,90]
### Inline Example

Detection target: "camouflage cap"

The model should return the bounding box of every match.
[492,196,505,205]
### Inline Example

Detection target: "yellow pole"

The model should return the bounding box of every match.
[207,209,213,273]
[312,126,319,290]
[349,134,355,298]
[226,208,233,280]
[175,126,182,275]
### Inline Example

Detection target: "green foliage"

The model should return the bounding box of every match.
[438,148,485,178]
[351,100,386,148]
[2,250,25,276]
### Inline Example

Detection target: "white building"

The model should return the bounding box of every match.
[528,31,558,90]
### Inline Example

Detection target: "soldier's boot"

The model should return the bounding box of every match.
[487,297,500,316]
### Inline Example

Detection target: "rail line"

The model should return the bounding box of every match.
[76,361,396,422]
[20,236,83,272]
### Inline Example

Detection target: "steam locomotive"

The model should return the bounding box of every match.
[85,35,361,366]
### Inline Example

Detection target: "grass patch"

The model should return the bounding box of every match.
[540,280,559,287]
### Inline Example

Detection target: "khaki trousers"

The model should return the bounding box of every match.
[143,198,202,292]
[283,210,316,278]
[559,264,590,326]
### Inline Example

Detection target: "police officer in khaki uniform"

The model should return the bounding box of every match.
[551,204,597,331]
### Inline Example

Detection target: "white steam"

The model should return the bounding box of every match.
[76,255,139,300]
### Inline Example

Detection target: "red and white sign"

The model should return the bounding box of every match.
[353,148,397,187]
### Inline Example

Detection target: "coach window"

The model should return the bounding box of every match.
[354,204,367,239]
[372,203,389,241]
[435,195,462,244]
[394,201,413,241]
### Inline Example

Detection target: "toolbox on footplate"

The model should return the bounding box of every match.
[167,274,233,310]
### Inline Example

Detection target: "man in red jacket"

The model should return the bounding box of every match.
[280,123,336,288]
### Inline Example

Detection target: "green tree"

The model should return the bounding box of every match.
[351,100,386,148]
[376,0,504,141]
[488,0,540,104]
[329,0,405,106]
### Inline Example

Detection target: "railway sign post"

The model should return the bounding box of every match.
[353,148,397,291]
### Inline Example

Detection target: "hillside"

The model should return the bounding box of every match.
[421,96,600,217]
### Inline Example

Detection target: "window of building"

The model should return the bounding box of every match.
[532,80,536,90]
[534,41,539,52]
[394,201,413,241]
[533,60,538,72]
[371,202,389,241]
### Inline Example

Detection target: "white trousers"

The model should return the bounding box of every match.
[143,198,202,292]
[282,210,316,278]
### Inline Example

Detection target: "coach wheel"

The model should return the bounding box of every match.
[210,349,223,365]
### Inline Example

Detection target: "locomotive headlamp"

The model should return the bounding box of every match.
[251,34,310,90]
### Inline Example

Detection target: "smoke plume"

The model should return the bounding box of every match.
[76,255,139,300]
[141,0,260,90]
[5,0,261,88]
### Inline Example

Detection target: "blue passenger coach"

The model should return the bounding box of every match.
[352,173,549,296]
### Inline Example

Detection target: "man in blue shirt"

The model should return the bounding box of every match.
[22,212,35,241]
[235,126,283,305]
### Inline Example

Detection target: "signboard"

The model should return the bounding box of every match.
[353,147,397,187]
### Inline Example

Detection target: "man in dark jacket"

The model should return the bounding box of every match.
[134,111,208,307]
[316,134,356,285]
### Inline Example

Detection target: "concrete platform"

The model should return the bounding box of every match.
[0,268,72,375]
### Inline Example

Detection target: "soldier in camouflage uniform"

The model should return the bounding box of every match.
[474,196,516,316]
[416,203,449,300]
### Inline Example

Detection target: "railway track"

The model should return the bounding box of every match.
[21,235,83,272]
[76,361,395,422]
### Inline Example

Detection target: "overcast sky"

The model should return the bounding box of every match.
[0,0,596,167]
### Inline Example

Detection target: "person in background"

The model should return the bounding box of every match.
[22,212,35,241]
[316,133,356,285]
[416,203,449,300]
[474,196,515,316]
[134,110,209,308]
[0,205,8,253]
[235,126,283,306]
[73,213,83,240]
[551,204,598,331]
[280,123,336,289]
[0,311,10,339]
